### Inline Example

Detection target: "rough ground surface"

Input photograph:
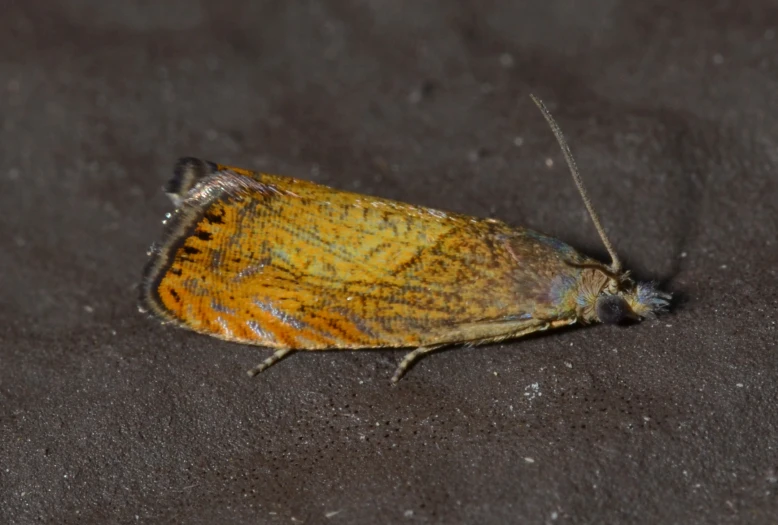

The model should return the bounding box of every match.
[2,1,776,524]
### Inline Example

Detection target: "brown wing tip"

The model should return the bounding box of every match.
[165,158,219,205]
[140,158,219,322]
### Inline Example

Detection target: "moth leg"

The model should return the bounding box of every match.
[392,346,441,384]
[247,349,294,377]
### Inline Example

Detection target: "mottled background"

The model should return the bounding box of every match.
[2,1,776,524]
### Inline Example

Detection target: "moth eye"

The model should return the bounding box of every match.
[595,295,631,325]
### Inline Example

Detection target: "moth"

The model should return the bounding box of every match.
[139,95,670,382]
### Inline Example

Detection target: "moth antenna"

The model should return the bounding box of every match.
[529,94,622,274]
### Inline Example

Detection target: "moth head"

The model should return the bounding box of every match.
[530,94,672,326]
[593,276,671,325]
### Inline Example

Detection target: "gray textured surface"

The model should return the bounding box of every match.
[2,1,777,524]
